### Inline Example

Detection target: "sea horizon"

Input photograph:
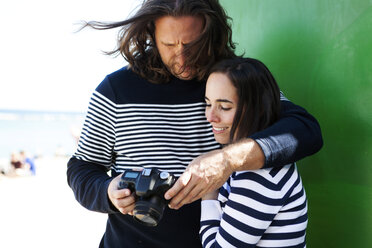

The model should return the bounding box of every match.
[0,109,86,162]
[0,108,85,118]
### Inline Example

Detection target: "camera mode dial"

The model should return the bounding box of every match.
[159,171,170,180]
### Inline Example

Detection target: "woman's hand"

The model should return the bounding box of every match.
[202,190,219,201]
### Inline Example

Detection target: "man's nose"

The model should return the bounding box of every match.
[175,45,186,67]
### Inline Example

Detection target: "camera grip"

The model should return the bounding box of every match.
[118,180,136,193]
[118,181,128,190]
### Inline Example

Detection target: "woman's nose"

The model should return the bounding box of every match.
[206,108,219,123]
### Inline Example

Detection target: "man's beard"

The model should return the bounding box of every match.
[168,64,196,80]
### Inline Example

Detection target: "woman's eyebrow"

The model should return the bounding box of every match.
[217,99,233,103]
[204,96,233,103]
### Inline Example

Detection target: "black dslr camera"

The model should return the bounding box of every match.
[118,168,176,226]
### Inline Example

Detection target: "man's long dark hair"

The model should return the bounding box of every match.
[209,58,281,142]
[81,0,236,83]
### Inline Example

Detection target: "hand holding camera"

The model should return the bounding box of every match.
[107,173,137,216]
[117,168,176,226]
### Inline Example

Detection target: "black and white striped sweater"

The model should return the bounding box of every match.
[67,66,322,248]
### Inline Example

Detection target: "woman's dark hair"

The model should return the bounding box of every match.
[209,57,281,142]
[81,0,236,83]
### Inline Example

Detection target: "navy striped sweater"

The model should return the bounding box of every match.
[200,164,307,248]
[67,66,322,248]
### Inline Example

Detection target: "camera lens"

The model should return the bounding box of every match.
[133,195,166,226]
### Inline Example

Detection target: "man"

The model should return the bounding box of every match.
[67,1,322,247]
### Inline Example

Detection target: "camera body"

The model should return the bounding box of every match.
[118,168,176,226]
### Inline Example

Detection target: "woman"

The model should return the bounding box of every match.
[200,57,308,247]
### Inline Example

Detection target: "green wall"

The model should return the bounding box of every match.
[220,0,372,247]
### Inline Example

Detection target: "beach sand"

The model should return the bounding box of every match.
[0,157,107,248]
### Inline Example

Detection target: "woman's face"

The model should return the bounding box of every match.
[205,72,238,144]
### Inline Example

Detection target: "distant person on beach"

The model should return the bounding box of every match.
[200,57,308,247]
[10,151,32,176]
[20,151,36,176]
[67,0,323,247]
[10,152,23,170]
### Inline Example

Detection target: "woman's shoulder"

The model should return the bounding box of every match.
[232,163,298,190]
[235,163,295,176]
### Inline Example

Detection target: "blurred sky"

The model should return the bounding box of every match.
[0,0,142,113]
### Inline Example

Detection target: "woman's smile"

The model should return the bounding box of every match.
[205,72,238,144]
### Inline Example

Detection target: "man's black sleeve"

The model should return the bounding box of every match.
[250,96,323,168]
[67,157,119,214]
